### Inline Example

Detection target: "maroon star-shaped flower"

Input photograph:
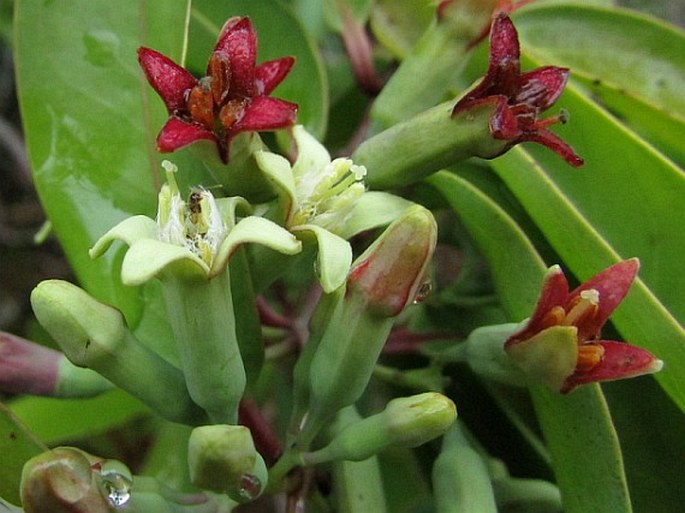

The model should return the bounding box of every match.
[452,13,583,167]
[505,259,663,393]
[138,16,298,162]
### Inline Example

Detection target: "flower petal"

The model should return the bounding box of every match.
[568,259,640,337]
[561,340,663,393]
[138,47,197,112]
[156,116,218,153]
[292,225,352,293]
[233,96,298,132]
[214,16,257,97]
[121,239,208,285]
[518,66,569,111]
[256,57,296,95]
[506,265,569,347]
[89,215,158,259]
[522,128,584,167]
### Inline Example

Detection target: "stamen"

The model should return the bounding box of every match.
[540,306,566,329]
[561,289,600,329]
[576,344,604,372]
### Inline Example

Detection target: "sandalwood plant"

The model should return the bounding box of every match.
[1,1,683,512]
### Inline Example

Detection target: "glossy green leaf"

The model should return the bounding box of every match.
[515,3,685,117]
[369,0,434,59]
[489,71,685,411]
[8,389,149,445]
[14,1,202,326]
[0,402,45,505]
[427,170,633,513]
[574,78,685,167]
[426,169,546,318]
[188,0,328,138]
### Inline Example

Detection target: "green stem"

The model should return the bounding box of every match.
[353,101,501,190]
[370,18,473,130]
[161,270,245,425]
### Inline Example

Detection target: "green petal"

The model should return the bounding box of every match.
[212,217,302,278]
[121,239,208,285]
[291,125,332,180]
[254,150,296,223]
[337,191,416,240]
[89,215,158,259]
[506,326,579,392]
[292,225,352,293]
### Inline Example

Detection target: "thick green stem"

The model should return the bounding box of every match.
[353,101,502,190]
[161,271,245,425]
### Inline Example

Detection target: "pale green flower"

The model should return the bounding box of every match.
[256,125,414,292]
[90,160,301,284]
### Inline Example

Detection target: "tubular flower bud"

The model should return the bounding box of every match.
[303,393,456,465]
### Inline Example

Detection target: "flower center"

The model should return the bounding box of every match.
[157,161,227,267]
[291,158,367,233]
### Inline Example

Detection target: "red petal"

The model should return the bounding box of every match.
[156,116,218,153]
[518,66,569,111]
[522,128,584,167]
[232,96,298,132]
[214,16,257,98]
[506,266,570,348]
[568,259,639,336]
[561,340,662,393]
[138,47,196,112]
[489,96,522,140]
[255,57,295,95]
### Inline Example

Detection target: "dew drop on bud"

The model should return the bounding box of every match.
[237,473,262,502]
[98,465,133,508]
[413,279,432,304]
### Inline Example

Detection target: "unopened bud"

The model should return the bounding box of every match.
[20,447,110,513]
[348,205,437,317]
[187,425,267,503]
[304,393,456,464]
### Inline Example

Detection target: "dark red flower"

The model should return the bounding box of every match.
[505,259,663,393]
[452,13,583,167]
[138,17,298,162]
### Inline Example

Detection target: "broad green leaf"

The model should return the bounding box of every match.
[604,377,685,513]
[14,1,201,327]
[574,78,685,167]
[427,169,632,513]
[426,170,546,318]
[8,389,149,445]
[188,0,328,138]
[515,3,685,117]
[369,0,434,59]
[488,71,685,411]
[0,402,45,505]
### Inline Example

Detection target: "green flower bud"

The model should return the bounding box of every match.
[347,205,437,318]
[303,393,456,464]
[30,280,206,424]
[20,447,110,513]
[187,425,267,503]
[295,207,438,446]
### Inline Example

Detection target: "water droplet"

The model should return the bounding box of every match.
[99,468,132,508]
[413,280,432,304]
[237,473,262,502]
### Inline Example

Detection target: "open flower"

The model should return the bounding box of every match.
[255,126,414,292]
[138,16,298,162]
[452,13,583,167]
[90,160,301,283]
[504,259,663,393]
